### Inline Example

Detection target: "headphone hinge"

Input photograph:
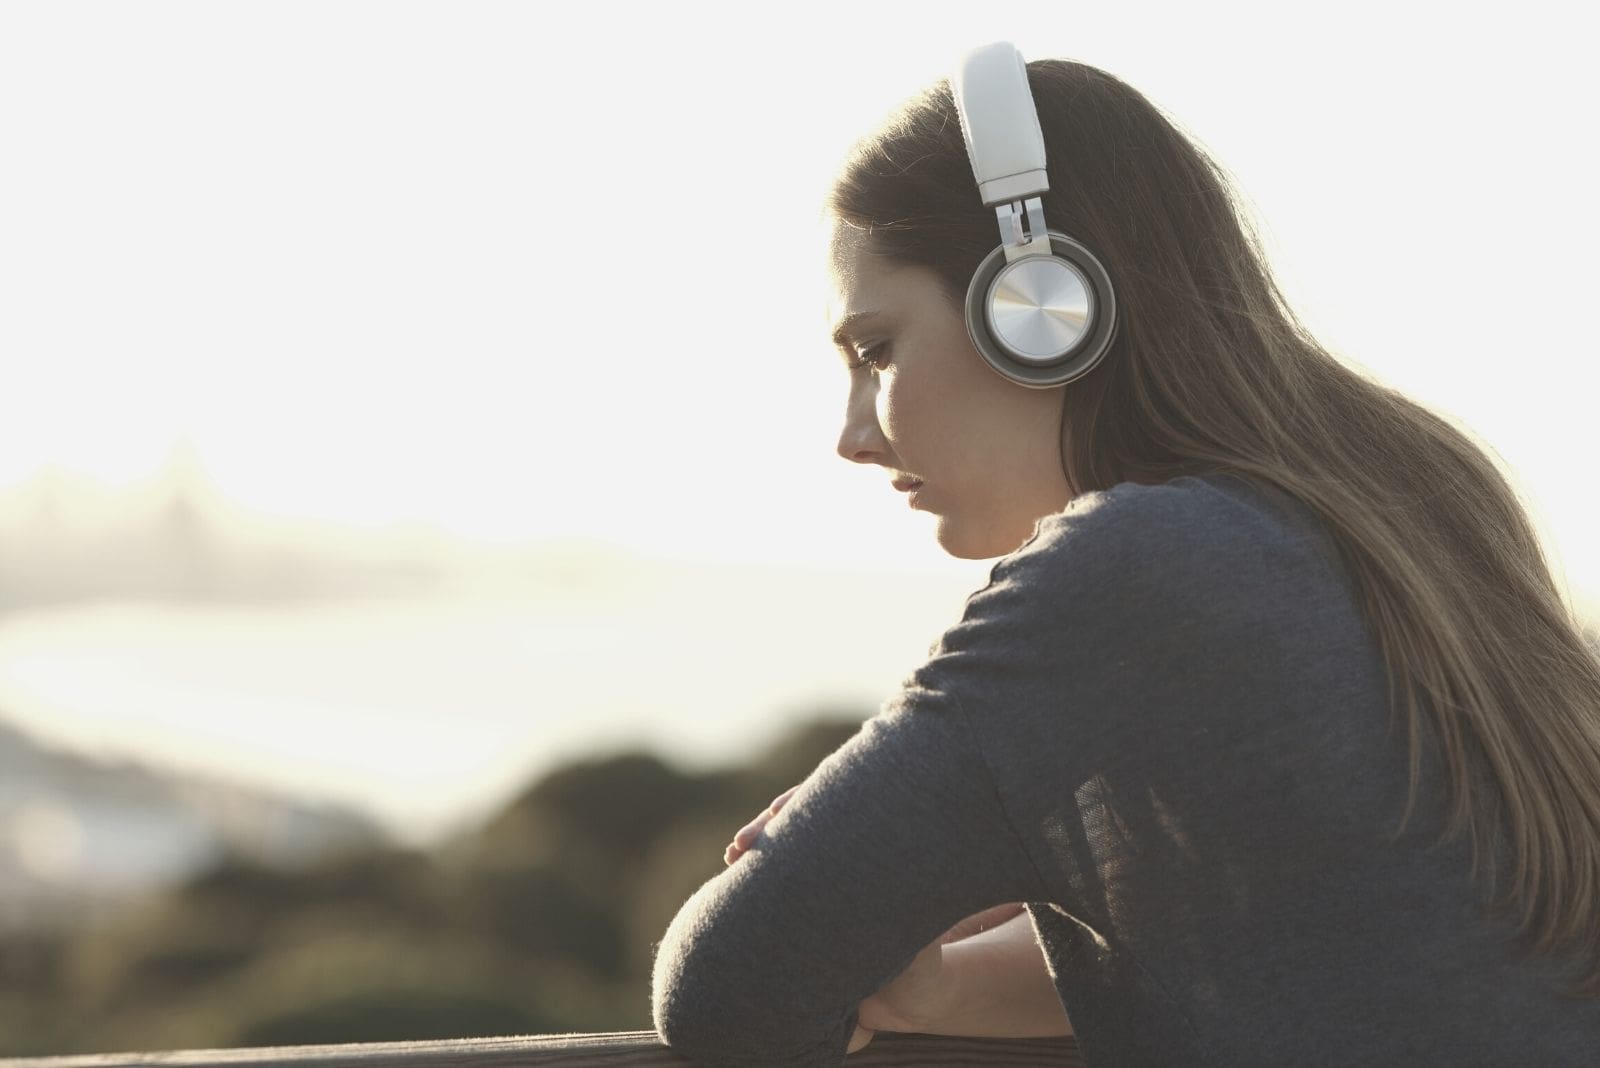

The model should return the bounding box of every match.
[997,196,1053,262]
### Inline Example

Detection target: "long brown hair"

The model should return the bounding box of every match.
[829,59,1600,995]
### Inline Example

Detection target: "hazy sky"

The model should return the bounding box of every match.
[3,1,1596,596]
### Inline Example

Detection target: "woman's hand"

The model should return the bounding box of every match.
[722,784,801,866]
[722,786,1028,1055]
[844,901,1029,1052]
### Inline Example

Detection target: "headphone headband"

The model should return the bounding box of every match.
[950,42,1049,206]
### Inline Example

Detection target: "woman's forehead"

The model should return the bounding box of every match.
[827,224,949,323]
[826,222,893,308]
[826,221,868,281]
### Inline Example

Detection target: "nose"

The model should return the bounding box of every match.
[835,379,888,465]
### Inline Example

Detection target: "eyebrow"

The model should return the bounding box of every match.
[829,310,882,349]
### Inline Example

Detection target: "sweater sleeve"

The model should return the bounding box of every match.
[649,670,1050,1065]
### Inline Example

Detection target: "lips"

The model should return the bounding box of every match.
[892,477,924,492]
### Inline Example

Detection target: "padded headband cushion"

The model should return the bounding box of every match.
[950,42,1049,206]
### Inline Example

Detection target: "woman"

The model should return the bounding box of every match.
[651,43,1600,1066]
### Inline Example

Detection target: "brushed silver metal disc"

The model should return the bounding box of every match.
[986,257,1094,364]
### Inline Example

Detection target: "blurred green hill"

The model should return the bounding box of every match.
[0,711,867,1057]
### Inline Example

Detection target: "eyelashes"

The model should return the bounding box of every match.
[849,342,892,372]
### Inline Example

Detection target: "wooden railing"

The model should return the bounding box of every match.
[0,1031,1083,1066]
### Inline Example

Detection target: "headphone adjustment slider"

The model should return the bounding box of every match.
[997,196,1053,263]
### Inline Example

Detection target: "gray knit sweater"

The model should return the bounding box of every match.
[650,474,1600,1065]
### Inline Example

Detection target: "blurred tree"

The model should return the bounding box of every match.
[449,862,624,977]
[473,751,726,862]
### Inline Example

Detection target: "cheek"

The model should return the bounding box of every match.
[883,364,980,445]
[875,373,925,445]
[873,377,900,437]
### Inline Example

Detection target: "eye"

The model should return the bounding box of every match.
[849,342,892,373]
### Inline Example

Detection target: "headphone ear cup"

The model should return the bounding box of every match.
[964,231,1118,388]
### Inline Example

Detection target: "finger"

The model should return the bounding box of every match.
[733,815,768,847]
[731,785,802,852]
[846,1024,875,1054]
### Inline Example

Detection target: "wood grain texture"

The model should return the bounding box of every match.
[0,1031,1084,1067]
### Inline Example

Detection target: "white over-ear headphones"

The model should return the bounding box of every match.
[951,42,1118,388]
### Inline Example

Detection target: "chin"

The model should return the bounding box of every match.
[934,518,1022,561]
